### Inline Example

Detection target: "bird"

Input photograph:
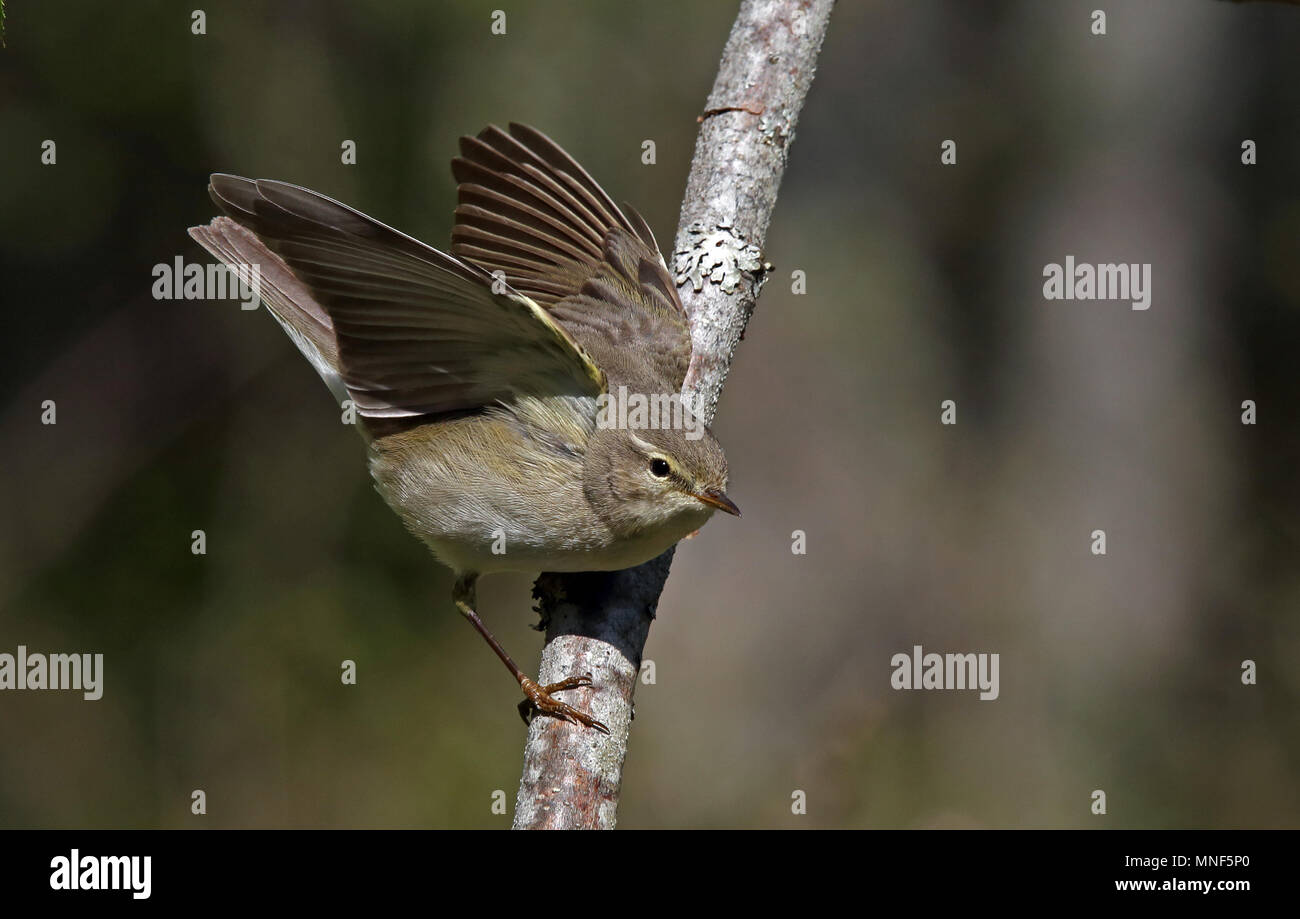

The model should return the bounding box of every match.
[189,123,739,733]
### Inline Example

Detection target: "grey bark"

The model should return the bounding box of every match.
[512,0,834,830]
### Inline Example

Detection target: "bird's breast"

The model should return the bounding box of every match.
[367,400,646,574]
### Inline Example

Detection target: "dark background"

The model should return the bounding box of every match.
[1,0,1297,828]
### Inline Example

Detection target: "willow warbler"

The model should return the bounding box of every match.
[189,124,738,732]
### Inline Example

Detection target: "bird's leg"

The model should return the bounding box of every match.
[452,573,609,734]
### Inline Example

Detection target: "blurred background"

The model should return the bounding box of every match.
[1,0,1297,828]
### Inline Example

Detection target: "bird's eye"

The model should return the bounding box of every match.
[649,458,671,478]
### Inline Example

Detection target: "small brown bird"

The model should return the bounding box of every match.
[189,124,738,732]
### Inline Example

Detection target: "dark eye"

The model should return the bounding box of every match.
[649,458,671,478]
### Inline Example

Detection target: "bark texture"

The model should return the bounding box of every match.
[513,0,834,830]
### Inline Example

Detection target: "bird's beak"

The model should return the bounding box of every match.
[695,489,741,517]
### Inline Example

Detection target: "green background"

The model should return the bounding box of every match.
[1,0,1297,827]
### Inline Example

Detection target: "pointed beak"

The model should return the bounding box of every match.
[695,489,741,517]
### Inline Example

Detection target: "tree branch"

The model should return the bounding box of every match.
[512,0,834,830]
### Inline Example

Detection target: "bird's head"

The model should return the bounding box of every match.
[583,421,738,544]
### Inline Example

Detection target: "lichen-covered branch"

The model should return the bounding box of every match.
[512,0,834,831]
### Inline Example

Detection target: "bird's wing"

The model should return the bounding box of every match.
[197,174,605,427]
[189,216,344,401]
[451,123,693,391]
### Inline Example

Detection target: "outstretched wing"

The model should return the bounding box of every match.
[189,216,345,402]
[451,123,694,392]
[195,174,605,428]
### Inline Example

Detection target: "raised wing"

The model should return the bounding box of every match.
[451,123,694,392]
[189,216,344,401]
[197,174,606,428]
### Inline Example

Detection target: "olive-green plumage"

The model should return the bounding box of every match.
[188,123,737,731]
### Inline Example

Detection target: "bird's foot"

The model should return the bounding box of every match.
[517,674,609,734]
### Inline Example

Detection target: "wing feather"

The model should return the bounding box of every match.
[196,174,605,427]
[450,123,693,391]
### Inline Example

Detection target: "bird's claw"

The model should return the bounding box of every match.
[518,674,609,734]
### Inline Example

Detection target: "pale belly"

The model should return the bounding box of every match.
[427,515,696,576]
[367,413,708,577]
